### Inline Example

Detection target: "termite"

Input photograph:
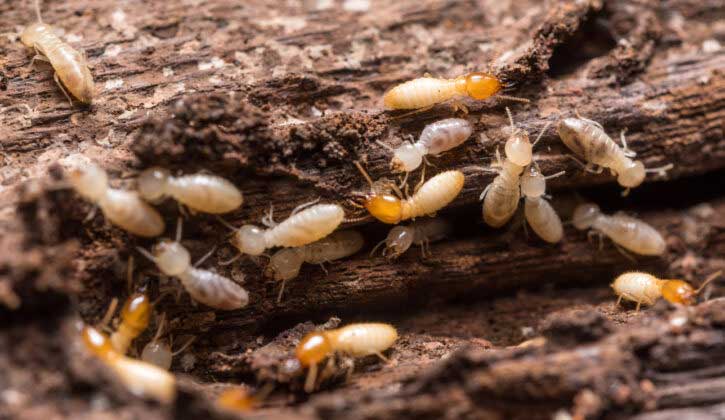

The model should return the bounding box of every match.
[371,218,452,259]
[480,108,549,228]
[378,118,473,173]
[216,384,273,413]
[265,230,365,302]
[81,325,175,403]
[520,165,566,244]
[67,161,165,237]
[296,323,398,392]
[557,117,672,195]
[137,167,243,214]
[354,162,464,224]
[20,0,94,104]
[383,72,526,110]
[572,203,666,256]
[141,314,195,370]
[612,270,721,311]
[137,219,249,310]
[110,292,151,354]
[224,202,345,257]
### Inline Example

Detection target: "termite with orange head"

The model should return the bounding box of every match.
[520,165,566,244]
[137,168,243,214]
[571,203,666,256]
[20,0,94,104]
[81,325,176,403]
[265,230,364,302]
[372,218,452,259]
[296,323,398,392]
[557,116,672,195]
[66,160,165,237]
[612,270,721,311]
[109,291,152,355]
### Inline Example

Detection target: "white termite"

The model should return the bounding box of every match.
[137,167,243,214]
[137,219,249,310]
[520,165,566,244]
[372,218,452,259]
[141,314,195,370]
[67,161,165,237]
[571,203,666,256]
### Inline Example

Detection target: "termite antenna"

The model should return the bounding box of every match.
[136,246,156,264]
[34,0,43,23]
[152,313,167,343]
[369,238,386,257]
[171,336,196,356]
[175,217,183,242]
[215,216,239,238]
[695,270,722,294]
[545,170,566,180]
[645,163,674,175]
[126,255,135,294]
[354,161,375,189]
[97,297,119,329]
[497,94,530,104]
[343,215,372,224]
[532,120,554,148]
[375,140,396,153]
[505,107,515,133]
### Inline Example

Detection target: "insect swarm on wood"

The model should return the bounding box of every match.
[20,0,94,104]
[612,270,722,311]
[80,325,176,403]
[520,165,566,244]
[372,218,452,259]
[296,323,398,393]
[557,117,673,195]
[137,219,249,310]
[354,162,464,224]
[137,167,243,214]
[265,230,364,302]
[572,203,666,256]
[66,161,165,237]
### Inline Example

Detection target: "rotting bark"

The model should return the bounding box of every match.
[1,0,724,419]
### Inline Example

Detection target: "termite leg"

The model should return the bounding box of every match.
[97,297,119,331]
[413,164,426,194]
[619,129,637,158]
[83,205,98,222]
[261,205,277,228]
[566,154,603,174]
[290,197,321,216]
[194,246,217,267]
[304,363,319,393]
[397,171,409,192]
[374,351,390,362]
[53,72,74,106]
[218,253,242,266]
[613,243,637,263]
[390,105,435,120]
[635,302,641,312]
[451,100,469,115]
[479,184,492,201]
[318,262,328,275]
[621,187,631,197]
[616,295,623,307]
[276,279,287,304]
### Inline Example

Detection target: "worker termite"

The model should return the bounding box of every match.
[354,162,464,224]
[110,292,151,354]
[378,118,473,173]
[137,168,243,214]
[520,165,566,244]
[141,314,195,370]
[81,325,176,403]
[67,161,165,237]
[296,323,398,392]
[612,270,722,311]
[383,71,527,110]
[20,0,94,104]
[572,203,666,256]
[265,230,365,302]
[371,218,452,259]
[480,108,549,228]
[137,219,249,310]
[224,202,345,257]
[557,117,672,195]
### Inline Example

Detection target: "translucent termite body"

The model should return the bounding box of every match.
[572,203,666,256]
[137,168,242,214]
[383,72,503,110]
[296,323,398,392]
[388,118,473,172]
[557,118,672,193]
[520,165,565,244]
[229,203,345,256]
[141,315,194,370]
[20,1,94,104]
[355,162,464,224]
[612,271,721,310]
[81,325,176,403]
[110,292,151,354]
[376,218,452,259]
[67,162,165,237]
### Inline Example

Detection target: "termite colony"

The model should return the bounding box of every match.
[18,0,716,410]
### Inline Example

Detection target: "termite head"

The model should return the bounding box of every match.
[520,165,546,198]
[20,23,53,48]
[504,132,532,166]
[230,225,266,256]
[81,325,115,360]
[152,240,191,276]
[456,72,502,100]
[296,332,333,367]
[572,203,601,230]
[661,280,697,305]
[138,167,171,203]
[141,340,172,370]
[617,161,645,188]
[391,143,424,173]
[67,162,108,201]
[265,248,304,281]
[384,226,414,259]
[121,292,152,331]
[353,161,403,224]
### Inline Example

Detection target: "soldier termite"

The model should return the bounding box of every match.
[557,117,673,195]
[223,203,345,257]
[265,230,365,302]
[520,165,566,244]
[141,314,195,370]
[67,161,165,237]
[480,108,550,228]
[572,203,666,256]
[377,118,473,173]
[137,219,249,310]
[109,292,152,354]
[383,72,527,111]
[371,218,452,259]
[137,168,243,214]
[612,270,722,311]
[296,323,398,393]
[81,325,176,403]
[20,0,94,104]
[353,162,464,224]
